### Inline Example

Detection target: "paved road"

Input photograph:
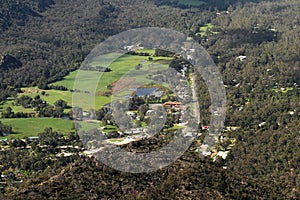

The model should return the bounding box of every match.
[191,74,200,123]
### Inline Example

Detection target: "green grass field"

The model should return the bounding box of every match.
[135,48,155,55]
[21,88,72,105]
[0,89,73,116]
[77,120,102,132]
[84,54,170,92]
[50,70,78,90]
[17,87,73,112]
[18,87,111,111]
[0,118,74,139]
[52,53,171,91]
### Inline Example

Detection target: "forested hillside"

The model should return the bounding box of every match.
[0,0,208,100]
[0,0,299,199]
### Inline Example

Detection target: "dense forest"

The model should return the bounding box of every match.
[0,0,299,199]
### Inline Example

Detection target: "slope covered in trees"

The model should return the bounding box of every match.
[0,0,212,100]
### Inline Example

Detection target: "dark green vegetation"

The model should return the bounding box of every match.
[0,0,299,199]
[177,0,206,7]
[151,0,269,9]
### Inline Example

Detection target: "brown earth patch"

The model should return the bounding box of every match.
[111,77,139,94]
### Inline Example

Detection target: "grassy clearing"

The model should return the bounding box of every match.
[91,54,154,92]
[135,48,155,55]
[12,87,110,112]
[53,53,171,91]
[0,118,74,139]
[197,23,218,37]
[77,121,102,132]
[0,99,33,115]
[50,70,78,90]
[22,88,72,105]
[178,0,206,7]
[200,23,213,32]
[19,87,73,112]
[0,89,73,115]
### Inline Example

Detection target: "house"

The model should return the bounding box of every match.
[200,144,211,156]
[217,151,230,159]
[124,43,142,51]
[126,111,137,118]
[237,55,247,61]
[259,122,266,127]
[56,152,75,157]
[124,45,135,51]
[289,111,295,115]
[163,102,182,110]
[83,111,89,117]
[1,175,7,180]
[210,149,218,158]
[163,102,182,114]
[187,55,193,60]
[28,136,39,141]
